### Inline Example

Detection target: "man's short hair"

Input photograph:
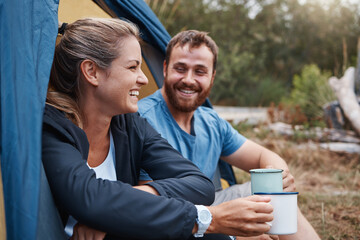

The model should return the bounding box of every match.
[165,30,218,73]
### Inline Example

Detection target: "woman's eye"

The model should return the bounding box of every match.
[129,65,137,70]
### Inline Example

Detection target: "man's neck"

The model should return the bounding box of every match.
[161,88,195,134]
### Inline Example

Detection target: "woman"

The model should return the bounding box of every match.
[42,18,273,240]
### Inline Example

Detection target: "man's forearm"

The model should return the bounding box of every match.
[258,148,289,171]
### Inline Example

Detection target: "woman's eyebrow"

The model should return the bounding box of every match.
[128,60,140,65]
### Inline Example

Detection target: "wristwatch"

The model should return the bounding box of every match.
[194,205,212,237]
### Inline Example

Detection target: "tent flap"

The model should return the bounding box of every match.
[0,0,59,239]
[95,0,171,87]
[95,0,171,52]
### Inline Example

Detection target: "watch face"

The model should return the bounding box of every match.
[199,209,211,222]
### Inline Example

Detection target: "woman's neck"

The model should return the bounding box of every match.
[82,102,113,167]
[84,118,111,168]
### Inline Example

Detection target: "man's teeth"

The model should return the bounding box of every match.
[129,90,139,96]
[180,89,195,94]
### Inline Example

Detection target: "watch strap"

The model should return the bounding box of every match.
[194,205,212,237]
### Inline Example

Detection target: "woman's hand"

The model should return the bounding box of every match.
[71,223,106,240]
[207,195,274,237]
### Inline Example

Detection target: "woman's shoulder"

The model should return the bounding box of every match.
[43,104,87,146]
[111,112,141,124]
[43,104,71,129]
[111,112,145,132]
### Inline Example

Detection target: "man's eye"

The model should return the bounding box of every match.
[175,67,186,72]
[196,70,206,75]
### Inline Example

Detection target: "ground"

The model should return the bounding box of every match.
[233,123,360,240]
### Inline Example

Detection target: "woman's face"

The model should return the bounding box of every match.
[95,36,148,116]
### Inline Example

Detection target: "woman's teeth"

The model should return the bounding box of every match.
[129,90,139,96]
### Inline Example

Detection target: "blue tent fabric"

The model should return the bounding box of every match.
[99,0,171,53]
[36,164,67,240]
[0,0,58,239]
[97,0,171,88]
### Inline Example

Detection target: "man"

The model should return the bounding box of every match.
[138,30,319,240]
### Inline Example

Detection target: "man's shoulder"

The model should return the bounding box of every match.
[138,90,163,116]
[196,105,222,121]
[196,106,235,132]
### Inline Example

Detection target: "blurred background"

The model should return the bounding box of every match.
[144,1,360,239]
[146,0,360,124]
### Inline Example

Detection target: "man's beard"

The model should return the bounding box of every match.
[164,76,213,112]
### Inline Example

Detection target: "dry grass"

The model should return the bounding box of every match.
[233,123,360,240]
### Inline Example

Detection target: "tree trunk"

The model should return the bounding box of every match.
[342,37,348,74]
[355,37,360,95]
[329,67,360,136]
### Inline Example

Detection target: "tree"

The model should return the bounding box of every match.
[145,0,360,106]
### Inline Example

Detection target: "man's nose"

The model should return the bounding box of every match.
[182,71,195,84]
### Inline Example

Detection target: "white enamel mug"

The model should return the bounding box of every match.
[254,192,298,235]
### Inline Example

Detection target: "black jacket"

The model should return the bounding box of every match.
[42,105,215,239]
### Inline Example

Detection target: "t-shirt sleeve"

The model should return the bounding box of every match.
[219,117,247,157]
[139,168,152,181]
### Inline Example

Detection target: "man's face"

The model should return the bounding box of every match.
[163,44,215,112]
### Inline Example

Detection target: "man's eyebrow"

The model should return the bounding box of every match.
[173,62,207,68]
[173,62,186,66]
[195,64,208,68]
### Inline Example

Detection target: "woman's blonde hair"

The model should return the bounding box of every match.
[47,18,140,128]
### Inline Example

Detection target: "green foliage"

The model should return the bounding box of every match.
[231,120,254,134]
[246,77,288,106]
[285,64,336,121]
[146,0,360,106]
[290,129,316,143]
[211,44,288,106]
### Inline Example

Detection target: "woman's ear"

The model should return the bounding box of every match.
[80,60,100,87]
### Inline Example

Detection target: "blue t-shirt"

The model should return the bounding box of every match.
[138,90,246,179]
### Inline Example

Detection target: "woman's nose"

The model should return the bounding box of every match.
[138,69,148,86]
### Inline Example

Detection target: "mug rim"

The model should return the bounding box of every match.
[253,192,299,195]
[249,168,283,173]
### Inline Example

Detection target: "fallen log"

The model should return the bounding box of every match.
[328,67,360,136]
[319,142,360,154]
[268,122,360,143]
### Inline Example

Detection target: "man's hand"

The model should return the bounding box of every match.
[207,195,274,237]
[281,168,296,192]
[265,165,296,192]
[236,234,279,240]
[71,223,106,240]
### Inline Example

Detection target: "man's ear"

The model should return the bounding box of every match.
[80,60,99,87]
[163,60,167,78]
[211,70,216,83]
